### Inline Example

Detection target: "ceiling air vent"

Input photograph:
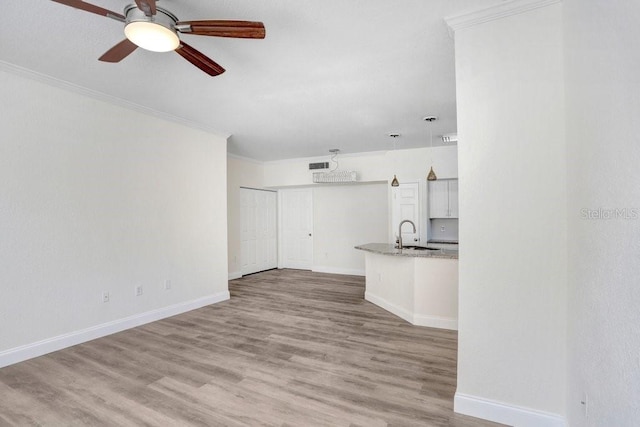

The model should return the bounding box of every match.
[309,162,330,170]
[441,133,458,143]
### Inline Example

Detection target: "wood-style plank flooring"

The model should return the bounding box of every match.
[0,269,506,426]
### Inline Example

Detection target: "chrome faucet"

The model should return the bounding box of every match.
[397,220,416,249]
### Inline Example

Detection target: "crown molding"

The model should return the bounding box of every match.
[0,60,231,140]
[445,0,561,33]
[227,152,264,165]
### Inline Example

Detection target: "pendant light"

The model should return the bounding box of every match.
[389,133,400,187]
[424,116,438,181]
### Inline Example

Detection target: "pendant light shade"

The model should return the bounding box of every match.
[427,166,437,181]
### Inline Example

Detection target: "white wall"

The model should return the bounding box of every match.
[0,69,229,364]
[227,155,265,278]
[313,183,388,275]
[564,1,640,425]
[451,2,567,425]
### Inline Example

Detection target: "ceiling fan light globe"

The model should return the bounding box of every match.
[125,22,179,52]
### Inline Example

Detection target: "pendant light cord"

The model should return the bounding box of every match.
[425,116,438,181]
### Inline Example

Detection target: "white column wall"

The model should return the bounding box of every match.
[564,1,640,425]
[451,2,567,424]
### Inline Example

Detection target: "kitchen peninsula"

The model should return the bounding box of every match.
[355,243,459,330]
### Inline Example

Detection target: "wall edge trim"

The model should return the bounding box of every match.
[445,0,562,32]
[364,291,413,324]
[228,271,243,280]
[0,291,230,368]
[312,266,365,277]
[454,392,567,427]
[0,60,230,139]
[413,314,458,331]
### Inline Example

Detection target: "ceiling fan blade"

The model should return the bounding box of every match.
[50,0,125,21]
[175,20,266,39]
[175,42,225,76]
[99,39,138,63]
[135,0,156,16]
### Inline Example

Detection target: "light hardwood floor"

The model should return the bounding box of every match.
[0,269,506,426]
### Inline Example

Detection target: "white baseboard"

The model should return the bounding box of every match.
[312,266,365,276]
[228,271,242,280]
[0,291,230,369]
[365,292,457,330]
[454,392,566,427]
[413,314,458,331]
[365,291,413,324]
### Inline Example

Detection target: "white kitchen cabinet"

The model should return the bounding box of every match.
[429,179,458,218]
[448,179,459,218]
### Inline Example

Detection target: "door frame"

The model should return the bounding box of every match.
[278,188,314,270]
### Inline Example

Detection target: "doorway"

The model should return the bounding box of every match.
[279,188,313,270]
[391,182,421,245]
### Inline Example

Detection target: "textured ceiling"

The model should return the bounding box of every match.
[0,0,497,161]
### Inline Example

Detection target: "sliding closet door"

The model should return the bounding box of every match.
[240,188,277,276]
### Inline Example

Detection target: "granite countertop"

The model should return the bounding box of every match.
[355,243,459,259]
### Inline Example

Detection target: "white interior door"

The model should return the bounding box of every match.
[241,188,277,275]
[391,182,420,246]
[279,188,313,270]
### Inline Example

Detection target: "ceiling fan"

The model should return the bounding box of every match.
[51,0,266,76]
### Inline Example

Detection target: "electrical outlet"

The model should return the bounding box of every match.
[580,393,588,417]
[135,285,143,297]
[102,291,110,303]
[164,280,172,290]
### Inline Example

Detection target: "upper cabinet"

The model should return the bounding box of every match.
[429,179,459,218]
[448,179,458,218]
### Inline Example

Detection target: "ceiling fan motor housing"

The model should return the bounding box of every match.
[124,4,180,52]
